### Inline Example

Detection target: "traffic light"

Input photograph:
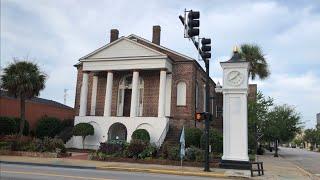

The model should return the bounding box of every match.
[201,38,211,59]
[195,112,212,122]
[187,11,200,37]
[195,112,204,122]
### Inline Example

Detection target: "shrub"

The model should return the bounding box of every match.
[160,141,170,159]
[61,119,74,128]
[138,144,157,159]
[194,148,205,162]
[57,127,73,143]
[73,123,94,149]
[99,140,127,156]
[185,128,202,148]
[131,129,150,142]
[36,116,62,138]
[185,146,204,162]
[13,117,29,135]
[0,117,29,135]
[0,135,66,153]
[200,129,223,153]
[42,137,66,153]
[127,139,148,158]
[0,117,16,135]
[167,145,180,161]
[0,135,33,151]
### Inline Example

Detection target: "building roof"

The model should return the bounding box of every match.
[0,90,74,110]
[75,33,215,85]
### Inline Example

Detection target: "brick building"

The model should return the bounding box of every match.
[71,25,255,149]
[0,90,75,130]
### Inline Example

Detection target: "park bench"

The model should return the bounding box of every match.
[250,161,264,177]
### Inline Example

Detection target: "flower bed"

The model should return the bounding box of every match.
[0,150,70,158]
[0,135,70,158]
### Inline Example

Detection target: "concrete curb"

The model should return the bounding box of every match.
[96,166,228,178]
[0,161,96,170]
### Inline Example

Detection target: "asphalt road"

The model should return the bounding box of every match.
[0,163,227,180]
[279,147,320,177]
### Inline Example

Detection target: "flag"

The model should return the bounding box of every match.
[180,126,185,160]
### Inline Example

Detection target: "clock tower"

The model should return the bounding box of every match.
[220,46,250,169]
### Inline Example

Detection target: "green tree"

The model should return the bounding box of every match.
[248,91,273,153]
[240,44,270,80]
[73,123,94,149]
[262,104,301,157]
[303,129,318,150]
[1,60,47,136]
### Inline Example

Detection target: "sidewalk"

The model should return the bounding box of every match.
[0,152,315,179]
[254,152,316,180]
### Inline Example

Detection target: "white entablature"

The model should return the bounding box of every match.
[80,37,172,72]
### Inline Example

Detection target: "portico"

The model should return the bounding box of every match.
[71,36,172,149]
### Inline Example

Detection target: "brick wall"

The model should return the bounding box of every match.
[0,97,74,130]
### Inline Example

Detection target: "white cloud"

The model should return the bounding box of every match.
[1,0,319,128]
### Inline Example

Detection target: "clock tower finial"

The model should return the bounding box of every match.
[233,45,239,53]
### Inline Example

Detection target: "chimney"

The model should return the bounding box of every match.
[152,25,161,45]
[110,29,119,43]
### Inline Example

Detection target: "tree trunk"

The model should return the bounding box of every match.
[274,140,279,157]
[19,97,26,136]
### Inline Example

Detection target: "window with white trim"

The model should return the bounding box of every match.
[177,81,186,106]
[216,106,223,118]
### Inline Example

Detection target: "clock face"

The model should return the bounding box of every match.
[227,71,244,86]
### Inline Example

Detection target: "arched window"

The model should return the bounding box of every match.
[177,81,186,106]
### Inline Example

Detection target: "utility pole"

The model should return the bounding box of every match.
[64,88,68,105]
[179,9,212,172]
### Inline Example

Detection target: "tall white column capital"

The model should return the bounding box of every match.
[130,71,139,117]
[104,71,113,117]
[79,72,89,116]
[158,70,167,117]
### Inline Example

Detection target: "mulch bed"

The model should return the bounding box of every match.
[91,156,220,168]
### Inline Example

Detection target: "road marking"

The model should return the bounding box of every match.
[1,170,113,180]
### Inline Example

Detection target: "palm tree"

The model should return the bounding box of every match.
[1,60,47,135]
[240,44,270,80]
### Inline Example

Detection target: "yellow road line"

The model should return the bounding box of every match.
[97,166,227,178]
[1,170,113,180]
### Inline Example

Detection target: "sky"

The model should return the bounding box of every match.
[1,0,319,128]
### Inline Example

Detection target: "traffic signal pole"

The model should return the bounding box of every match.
[179,10,211,172]
[204,60,210,172]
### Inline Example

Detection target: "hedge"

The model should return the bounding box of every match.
[200,129,223,153]
[35,116,62,138]
[185,127,202,148]
[0,116,29,135]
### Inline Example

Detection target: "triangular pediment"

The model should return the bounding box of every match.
[81,37,166,60]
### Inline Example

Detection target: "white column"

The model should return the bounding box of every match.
[158,70,167,117]
[79,72,89,116]
[104,71,113,116]
[130,71,139,117]
[90,75,98,116]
